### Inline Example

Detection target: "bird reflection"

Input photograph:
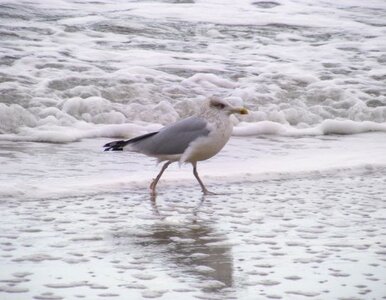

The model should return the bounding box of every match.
[140,222,233,288]
[114,195,234,291]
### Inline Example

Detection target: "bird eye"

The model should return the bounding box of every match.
[212,102,226,109]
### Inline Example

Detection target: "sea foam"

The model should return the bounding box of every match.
[0,0,386,143]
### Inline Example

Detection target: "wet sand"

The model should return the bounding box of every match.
[1,167,385,300]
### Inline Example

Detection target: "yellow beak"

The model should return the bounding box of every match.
[234,107,248,115]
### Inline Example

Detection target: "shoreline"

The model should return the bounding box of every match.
[1,132,386,200]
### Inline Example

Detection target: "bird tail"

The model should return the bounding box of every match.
[103,131,159,151]
[103,140,130,151]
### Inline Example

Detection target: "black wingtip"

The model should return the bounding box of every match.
[104,147,123,151]
[103,140,127,151]
[103,132,158,152]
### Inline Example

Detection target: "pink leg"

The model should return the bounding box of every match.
[192,162,215,195]
[150,161,172,194]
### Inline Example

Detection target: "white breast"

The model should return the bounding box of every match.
[180,115,233,164]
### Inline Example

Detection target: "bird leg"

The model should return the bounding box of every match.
[192,162,215,195]
[150,161,172,194]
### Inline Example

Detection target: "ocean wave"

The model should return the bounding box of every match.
[1,0,386,142]
[233,119,386,136]
[0,117,385,143]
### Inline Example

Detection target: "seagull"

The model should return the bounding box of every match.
[103,97,248,195]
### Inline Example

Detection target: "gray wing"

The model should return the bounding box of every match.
[131,116,210,155]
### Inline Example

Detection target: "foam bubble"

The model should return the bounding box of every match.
[0,104,37,133]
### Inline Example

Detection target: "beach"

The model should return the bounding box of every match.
[1,135,386,299]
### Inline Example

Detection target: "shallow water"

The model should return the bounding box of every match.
[1,164,386,299]
[1,133,386,299]
[1,133,385,199]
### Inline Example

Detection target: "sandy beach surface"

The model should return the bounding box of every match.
[1,135,386,300]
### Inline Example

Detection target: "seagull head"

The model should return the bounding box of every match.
[209,97,248,116]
